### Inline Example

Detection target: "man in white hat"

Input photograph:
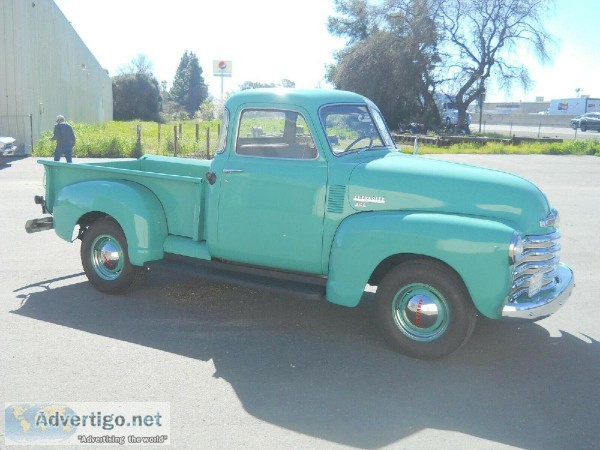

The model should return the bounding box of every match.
[50,115,76,163]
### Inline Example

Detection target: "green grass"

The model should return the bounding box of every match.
[404,139,600,156]
[34,120,600,158]
[34,120,222,159]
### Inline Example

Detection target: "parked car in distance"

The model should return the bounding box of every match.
[0,136,18,156]
[570,112,600,132]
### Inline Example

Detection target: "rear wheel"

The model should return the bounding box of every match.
[375,259,477,359]
[81,218,145,294]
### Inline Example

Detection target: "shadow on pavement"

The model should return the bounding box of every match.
[0,155,29,170]
[12,271,599,449]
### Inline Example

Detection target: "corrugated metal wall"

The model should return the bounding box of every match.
[0,0,112,153]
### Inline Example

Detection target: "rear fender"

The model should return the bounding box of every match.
[326,212,514,318]
[53,180,168,265]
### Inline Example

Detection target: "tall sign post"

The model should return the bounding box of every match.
[213,60,232,99]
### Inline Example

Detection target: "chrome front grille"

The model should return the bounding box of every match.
[510,231,561,302]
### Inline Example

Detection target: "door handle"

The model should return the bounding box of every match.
[223,169,244,173]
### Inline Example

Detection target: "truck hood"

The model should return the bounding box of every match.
[347,153,551,234]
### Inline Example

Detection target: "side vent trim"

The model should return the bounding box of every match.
[327,185,346,214]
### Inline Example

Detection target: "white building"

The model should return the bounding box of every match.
[0,0,112,153]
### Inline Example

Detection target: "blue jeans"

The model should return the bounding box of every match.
[54,146,73,163]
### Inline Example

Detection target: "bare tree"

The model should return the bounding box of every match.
[433,0,555,127]
[118,53,154,76]
[328,0,555,129]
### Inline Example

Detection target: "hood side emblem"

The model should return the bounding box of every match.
[353,195,386,208]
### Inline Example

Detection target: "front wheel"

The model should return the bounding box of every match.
[375,260,477,359]
[81,218,145,294]
[580,123,587,132]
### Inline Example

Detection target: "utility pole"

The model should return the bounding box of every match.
[478,88,485,134]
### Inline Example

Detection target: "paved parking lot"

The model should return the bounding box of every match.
[1,155,599,449]
[481,123,599,140]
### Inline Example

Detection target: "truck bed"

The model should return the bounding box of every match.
[40,154,212,242]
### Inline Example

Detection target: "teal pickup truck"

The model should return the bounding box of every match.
[27,89,574,359]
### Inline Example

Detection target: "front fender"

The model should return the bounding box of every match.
[53,180,168,265]
[326,212,515,318]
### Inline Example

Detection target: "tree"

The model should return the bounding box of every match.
[327,0,440,128]
[112,73,162,122]
[280,79,296,88]
[239,79,297,90]
[327,0,555,129]
[112,54,162,121]
[170,51,209,116]
[431,0,555,128]
[118,53,154,76]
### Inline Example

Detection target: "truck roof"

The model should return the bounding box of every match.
[225,89,368,111]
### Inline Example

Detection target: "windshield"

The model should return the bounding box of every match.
[320,104,395,156]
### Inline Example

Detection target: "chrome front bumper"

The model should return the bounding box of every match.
[502,263,574,320]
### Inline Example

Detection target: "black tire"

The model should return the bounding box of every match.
[375,259,477,360]
[580,123,587,132]
[81,218,145,294]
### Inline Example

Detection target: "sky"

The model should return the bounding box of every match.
[53,0,599,103]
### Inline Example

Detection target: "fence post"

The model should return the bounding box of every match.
[218,123,221,138]
[537,123,542,139]
[134,124,143,158]
[196,123,200,142]
[509,122,513,136]
[174,125,178,156]
[206,127,210,159]
[413,137,419,155]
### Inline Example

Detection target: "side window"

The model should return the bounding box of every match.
[236,109,318,159]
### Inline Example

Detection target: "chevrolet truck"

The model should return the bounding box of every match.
[26,89,574,359]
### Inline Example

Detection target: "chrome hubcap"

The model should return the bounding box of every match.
[392,284,449,341]
[404,294,440,329]
[91,235,124,280]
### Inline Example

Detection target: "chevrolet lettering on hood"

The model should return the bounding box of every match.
[353,195,386,208]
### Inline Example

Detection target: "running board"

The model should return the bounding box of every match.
[146,255,327,301]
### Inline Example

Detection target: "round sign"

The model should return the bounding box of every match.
[218,61,227,70]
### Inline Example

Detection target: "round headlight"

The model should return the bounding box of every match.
[509,232,524,265]
[540,208,560,229]
[552,210,560,229]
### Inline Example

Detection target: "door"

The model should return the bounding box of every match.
[215,107,328,274]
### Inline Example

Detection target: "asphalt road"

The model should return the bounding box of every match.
[478,123,600,140]
[1,155,599,449]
